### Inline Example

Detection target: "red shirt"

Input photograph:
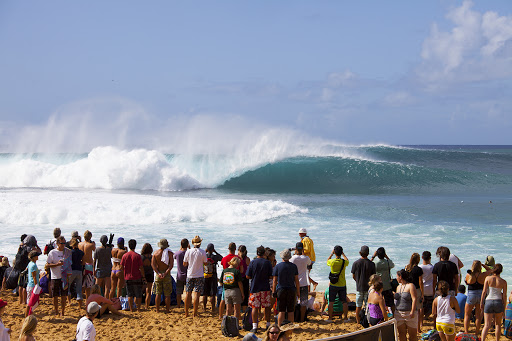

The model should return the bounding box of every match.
[121,250,143,281]
[221,254,242,270]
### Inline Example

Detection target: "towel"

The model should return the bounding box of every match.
[161,248,173,265]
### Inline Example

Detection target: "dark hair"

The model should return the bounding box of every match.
[257,245,266,257]
[181,238,189,249]
[128,239,136,250]
[458,284,466,294]
[422,251,431,261]
[397,269,412,283]
[141,243,153,255]
[492,263,503,275]
[436,246,450,260]
[334,245,343,257]
[376,247,386,259]
[228,242,236,251]
[373,281,383,292]
[438,280,449,297]
[21,234,27,242]
[57,236,66,243]
[238,245,247,258]
[53,228,61,238]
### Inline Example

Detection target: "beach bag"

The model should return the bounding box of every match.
[454,334,479,341]
[504,302,512,339]
[328,260,345,284]
[204,258,215,278]
[39,271,49,294]
[18,269,28,288]
[4,267,20,290]
[242,307,253,331]
[428,331,441,341]
[358,307,369,328]
[221,315,239,337]
[120,297,136,311]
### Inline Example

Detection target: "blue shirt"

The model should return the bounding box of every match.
[246,257,273,293]
[272,261,298,290]
[27,261,39,287]
[455,293,467,319]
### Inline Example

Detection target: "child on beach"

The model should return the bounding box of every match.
[25,251,41,317]
[367,281,388,326]
[433,280,460,341]
[18,315,37,341]
[220,257,244,324]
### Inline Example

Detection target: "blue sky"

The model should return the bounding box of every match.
[0,1,511,150]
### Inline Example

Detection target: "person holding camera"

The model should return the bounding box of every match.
[326,245,349,322]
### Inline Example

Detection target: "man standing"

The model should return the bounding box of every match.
[76,302,100,341]
[183,235,207,318]
[173,238,189,308]
[46,236,69,316]
[298,228,318,290]
[326,245,350,322]
[151,239,174,313]
[290,242,311,322]
[246,245,274,333]
[203,243,222,312]
[120,239,145,312]
[272,249,300,326]
[432,246,458,296]
[351,245,376,324]
[78,230,96,300]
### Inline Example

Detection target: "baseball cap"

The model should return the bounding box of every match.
[298,228,307,234]
[87,302,101,314]
[295,242,304,250]
[0,299,7,309]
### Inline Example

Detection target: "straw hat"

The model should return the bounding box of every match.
[158,239,169,249]
[191,235,202,246]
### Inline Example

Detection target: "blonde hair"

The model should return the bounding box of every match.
[91,284,102,295]
[469,260,482,275]
[368,274,382,287]
[19,315,37,340]
[228,257,241,268]
[84,230,92,242]
[1,257,8,267]
[405,253,420,272]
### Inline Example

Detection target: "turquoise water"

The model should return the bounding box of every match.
[0,145,510,293]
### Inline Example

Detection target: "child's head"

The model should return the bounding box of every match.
[368,274,382,287]
[437,280,449,297]
[229,257,241,268]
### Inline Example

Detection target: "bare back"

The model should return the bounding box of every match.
[79,240,96,264]
[112,248,127,270]
[152,249,173,273]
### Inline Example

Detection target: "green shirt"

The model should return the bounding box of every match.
[220,268,241,290]
[327,258,349,287]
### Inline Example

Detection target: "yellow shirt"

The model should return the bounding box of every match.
[327,258,349,287]
[301,236,315,262]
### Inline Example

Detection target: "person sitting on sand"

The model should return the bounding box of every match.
[151,239,174,313]
[326,245,349,322]
[173,238,189,309]
[140,243,154,310]
[183,235,208,318]
[290,242,311,322]
[93,235,112,296]
[368,281,388,326]
[78,230,96,300]
[76,302,100,341]
[109,237,127,299]
[246,245,274,333]
[0,299,11,341]
[86,284,123,318]
[433,280,460,341]
[18,315,37,341]
[272,249,300,326]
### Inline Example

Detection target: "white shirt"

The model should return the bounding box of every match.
[76,316,96,341]
[290,254,311,287]
[183,247,207,279]
[0,319,10,341]
[419,263,434,296]
[47,249,64,279]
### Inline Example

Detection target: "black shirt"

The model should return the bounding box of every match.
[71,248,85,271]
[351,258,376,292]
[432,260,458,291]
[409,265,424,289]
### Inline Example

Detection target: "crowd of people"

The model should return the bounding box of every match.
[0,227,510,341]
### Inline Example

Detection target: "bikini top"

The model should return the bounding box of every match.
[465,273,484,290]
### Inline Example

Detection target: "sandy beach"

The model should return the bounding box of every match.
[1,291,508,340]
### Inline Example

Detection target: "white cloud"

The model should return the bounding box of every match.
[418,0,512,85]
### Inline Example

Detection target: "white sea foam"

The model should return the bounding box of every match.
[0,190,307,226]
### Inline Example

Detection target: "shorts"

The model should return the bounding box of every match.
[95,268,111,279]
[382,289,395,308]
[415,288,423,310]
[307,261,315,271]
[176,279,186,296]
[299,286,309,307]
[484,299,504,314]
[27,285,35,304]
[203,276,217,297]
[329,285,347,303]
[185,277,205,293]
[126,279,143,298]
[97,306,109,318]
[436,322,455,335]
[51,279,68,297]
[423,295,434,316]
[225,288,243,305]
[395,309,418,329]
[249,291,272,309]
[466,289,482,305]
[276,288,296,313]
[154,274,172,297]
[83,264,95,289]
[356,291,368,308]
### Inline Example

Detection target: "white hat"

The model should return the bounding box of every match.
[87,302,101,314]
[298,228,307,234]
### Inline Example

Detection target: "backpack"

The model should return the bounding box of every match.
[3,267,20,290]
[428,331,441,341]
[454,334,478,341]
[221,315,239,337]
[328,259,345,284]
[242,307,253,331]
[14,246,30,272]
[204,258,215,278]
[43,240,54,255]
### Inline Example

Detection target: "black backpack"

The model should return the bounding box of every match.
[43,240,55,255]
[221,316,239,337]
[14,246,30,272]
[3,267,20,290]
[242,307,253,331]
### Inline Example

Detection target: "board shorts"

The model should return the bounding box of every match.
[436,322,456,335]
[154,274,172,297]
[415,288,423,310]
[83,264,95,289]
[51,279,68,297]
[356,291,368,308]
[299,286,309,307]
[203,276,217,296]
[185,277,204,293]
[176,279,186,296]
[329,285,347,303]
[395,309,418,329]
[126,279,143,298]
[249,291,271,309]
[225,288,243,305]
[276,288,296,313]
[423,295,434,316]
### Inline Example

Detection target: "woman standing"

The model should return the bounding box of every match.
[405,253,423,330]
[433,280,460,341]
[140,243,154,310]
[480,264,507,341]
[463,260,491,335]
[394,269,418,341]
[110,238,127,299]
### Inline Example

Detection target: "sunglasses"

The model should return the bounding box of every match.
[269,331,280,335]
